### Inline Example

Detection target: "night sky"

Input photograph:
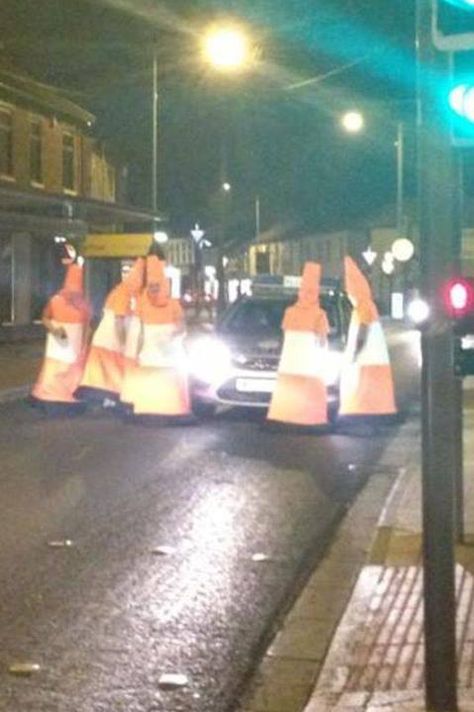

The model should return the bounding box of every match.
[0,0,420,241]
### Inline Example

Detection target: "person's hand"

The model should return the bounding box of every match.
[53,326,67,340]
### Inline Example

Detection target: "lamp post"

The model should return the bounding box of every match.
[201,24,253,315]
[341,111,405,237]
[152,44,158,214]
[202,25,252,73]
[150,24,251,221]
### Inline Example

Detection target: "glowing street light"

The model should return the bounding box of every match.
[202,26,251,72]
[392,237,415,262]
[341,110,364,133]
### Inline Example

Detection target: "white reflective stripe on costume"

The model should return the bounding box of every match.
[138,323,186,368]
[277,330,328,377]
[123,314,141,359]
[90,309,124,353]
[345,317,390,366]
[45,323,84,364]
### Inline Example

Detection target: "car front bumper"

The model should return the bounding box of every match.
[191,369,340,410]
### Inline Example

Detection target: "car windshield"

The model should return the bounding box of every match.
[219,296,339,336]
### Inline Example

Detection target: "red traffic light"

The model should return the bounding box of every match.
[442,277,474,316]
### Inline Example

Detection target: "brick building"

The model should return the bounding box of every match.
[0,66,161,334]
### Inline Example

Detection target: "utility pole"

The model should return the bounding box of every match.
[216,140,229,316]
[152,43,158,214]
[416,1,460,710]
[396,121,404,236]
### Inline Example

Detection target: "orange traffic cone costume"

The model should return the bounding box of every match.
[339,256,396,416]
[77,258,144,403]
[267,262,329,426]
[30,262,91,412]
[128,256,191,420]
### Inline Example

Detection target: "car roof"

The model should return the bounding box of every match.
[248,286,346,301]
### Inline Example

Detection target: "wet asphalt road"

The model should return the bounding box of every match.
[0,328,419,712]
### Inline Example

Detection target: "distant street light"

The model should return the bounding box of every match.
[382,258,395,275]
[392,237,415,262]
[222,182,232,192]
[341,111,364,133]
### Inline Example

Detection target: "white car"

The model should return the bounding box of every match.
[187,281,352,418]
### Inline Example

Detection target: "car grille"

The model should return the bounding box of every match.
[217,383,272,404]
[234,356,279,371]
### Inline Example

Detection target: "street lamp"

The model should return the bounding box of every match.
[202,25,251,72]
[150,24,252,219]
[340,111,405,237]
[202,25,253,315]
[341,110,364,133]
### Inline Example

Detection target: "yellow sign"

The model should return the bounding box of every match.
[82,233,153,258]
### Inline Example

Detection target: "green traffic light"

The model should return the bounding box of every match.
[448,83,474,122]
[446,0,474,8]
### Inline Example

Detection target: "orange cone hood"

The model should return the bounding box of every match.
[62,263,84,294]
[146,256,169,305]
[297,262,321,307]
[282,262,328,333]
[123,257,145,295]
[344,256,372,304]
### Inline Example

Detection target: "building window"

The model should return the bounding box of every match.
[0,107,13,177]
[62,132,75,191]
[30,118,43,184]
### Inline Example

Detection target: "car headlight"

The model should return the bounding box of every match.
[321,350,344,386]
[187,337,233,384]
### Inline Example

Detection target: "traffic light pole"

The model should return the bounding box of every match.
[417,1,459,710]
[453,148,465,545]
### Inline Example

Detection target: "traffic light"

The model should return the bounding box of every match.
[433,0,474,51]
[448,70,474,145]
[442,276,474,317]
[441,277,474,375]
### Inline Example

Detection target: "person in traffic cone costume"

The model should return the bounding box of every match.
[128,255,192,420]
[76,258,144,403]
[30,260,91,413]
[339,256,396,416]
[267,262,329,426]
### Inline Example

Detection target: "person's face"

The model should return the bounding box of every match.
[61,243,77,265]
[148,282,161,296]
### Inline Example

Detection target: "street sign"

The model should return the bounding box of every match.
[362,246,377,266]
[82,233,153,258]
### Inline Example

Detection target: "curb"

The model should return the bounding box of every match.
[239,420,416,712]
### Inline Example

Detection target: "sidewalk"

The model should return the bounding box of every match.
[240,388,474,712]
[0,339,42,402]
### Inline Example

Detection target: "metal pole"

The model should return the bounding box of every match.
[417,1,459,709]
[255,194,261,241]
[396,121,404,236]
[453,138,464,544]
[10,236,15,324]
[216,139,228,316]
[152,44,158,214]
